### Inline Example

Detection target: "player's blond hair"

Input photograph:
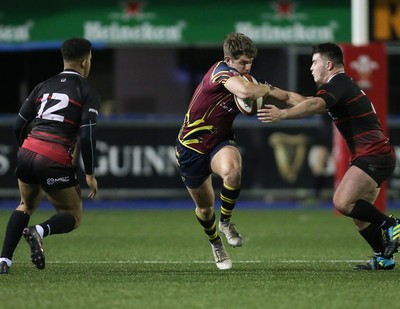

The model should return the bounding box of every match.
[223,33,257,60]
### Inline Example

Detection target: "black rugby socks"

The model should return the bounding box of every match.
[349,199,396,229]
[1,210,30,259]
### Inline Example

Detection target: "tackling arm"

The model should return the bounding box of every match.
[257,97,327,123]
[268,85,310,107]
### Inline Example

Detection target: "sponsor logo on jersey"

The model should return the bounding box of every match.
[89,108,99,115]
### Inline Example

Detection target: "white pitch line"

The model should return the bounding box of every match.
[14,259,366,265]
[45,260,262,264]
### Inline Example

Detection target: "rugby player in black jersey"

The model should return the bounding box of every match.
[258,42,398,270]
[0,38,100,274]
[176,33,271,270]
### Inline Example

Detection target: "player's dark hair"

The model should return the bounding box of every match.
[312,43,344,66]
[61,38,92,61]
[223,33,257,59]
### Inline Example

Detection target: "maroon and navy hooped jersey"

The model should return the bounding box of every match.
[177,61,241,154]
[315,72,390,160]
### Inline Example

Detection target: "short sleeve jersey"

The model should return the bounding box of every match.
[315,72,390,160]
[21,70,100,148]
[177,61,241,154]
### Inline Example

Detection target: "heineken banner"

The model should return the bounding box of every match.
[0,0,351,47]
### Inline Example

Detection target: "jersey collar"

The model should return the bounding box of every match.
[61,69,83,77]
[325,71,345,83]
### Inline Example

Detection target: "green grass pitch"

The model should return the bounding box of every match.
[1,207,399,309]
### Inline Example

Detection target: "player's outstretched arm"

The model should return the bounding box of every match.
[257,97,326,123]
[268,85,309,106]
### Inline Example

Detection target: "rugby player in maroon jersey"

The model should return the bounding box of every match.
[176,33,271,270]
[0,38,100,274]
[258,42,398,270]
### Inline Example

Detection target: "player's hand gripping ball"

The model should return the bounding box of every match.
[234,74,263,116]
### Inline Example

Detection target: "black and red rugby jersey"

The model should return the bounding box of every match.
[315,72,390,160]
[20,70,99,147]
[16,70,100,172]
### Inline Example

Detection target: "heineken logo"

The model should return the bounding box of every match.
[0,21,34,42]
[236,21,338,43]
[84,21,186,43]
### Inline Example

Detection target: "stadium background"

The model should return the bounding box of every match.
[0,0,399,206]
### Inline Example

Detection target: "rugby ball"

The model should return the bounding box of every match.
[234,74,263,116]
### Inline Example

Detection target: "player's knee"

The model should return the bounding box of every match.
[195,206,214,220]
[332,196,351,215]
[16,203,31,214]
[223,169,241,188]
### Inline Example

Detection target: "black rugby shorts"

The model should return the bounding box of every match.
[15,148,78,191]
[351,148,396,187]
